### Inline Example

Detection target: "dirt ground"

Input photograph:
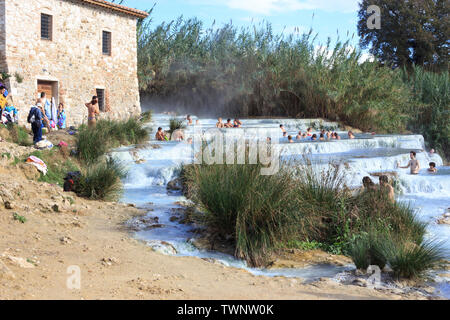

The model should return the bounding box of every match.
[0,140,429,300]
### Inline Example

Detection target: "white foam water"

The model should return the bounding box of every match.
[115,114,450,286]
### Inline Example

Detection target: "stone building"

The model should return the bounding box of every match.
[0,0,148,126]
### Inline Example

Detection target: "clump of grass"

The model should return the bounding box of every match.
[168,118,186,134]
[77,158,127,201]
[1,152,11,159]
[13,213,27,223]
[6,123,33,146]
[349,232,387,270]
[76,118,148,164]
[377,238,446,279]
[183,163,301,267]
[140,110,153,123]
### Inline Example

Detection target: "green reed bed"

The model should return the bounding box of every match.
[182,162,445,278]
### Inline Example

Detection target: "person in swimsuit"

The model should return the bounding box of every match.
[288,135,294,143]
[224,119,233,128]
[379,175,395,203]
[216,118,224,128]
[280,125,286,134]
[399,151,420,175]
[155,127,166,141]
[362,176,376,191]
[233,119,242,128]
[428,162,437,173]
[186,115,193,125]
[85,96,100,128]
[348,131,355,139]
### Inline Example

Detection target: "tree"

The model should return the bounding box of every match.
[358,0,449,71]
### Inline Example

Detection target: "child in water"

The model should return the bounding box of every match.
[155,127,167,141]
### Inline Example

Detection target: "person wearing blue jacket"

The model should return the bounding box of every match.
[27,103,44,144]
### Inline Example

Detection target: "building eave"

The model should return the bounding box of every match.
[80,0,149,19]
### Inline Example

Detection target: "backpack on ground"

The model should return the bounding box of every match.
[63,171,82,192]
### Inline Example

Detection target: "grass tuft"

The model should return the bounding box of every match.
[77,158,127,201]
[76,118,148,164]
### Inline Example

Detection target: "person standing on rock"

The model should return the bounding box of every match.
[85,96,100,128]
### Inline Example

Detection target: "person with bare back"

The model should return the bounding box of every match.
[85,96,100,128]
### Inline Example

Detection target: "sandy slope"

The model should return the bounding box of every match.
[0,145,427,300]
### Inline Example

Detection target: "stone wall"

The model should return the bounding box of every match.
[0,0,6,73]
[4,0,141,126]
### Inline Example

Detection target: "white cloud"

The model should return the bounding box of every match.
[216,0,359,15]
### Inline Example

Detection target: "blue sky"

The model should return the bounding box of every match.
[120,0,362,46]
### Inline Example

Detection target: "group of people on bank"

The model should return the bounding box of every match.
[27,92,67,143]
[27,94,101,144]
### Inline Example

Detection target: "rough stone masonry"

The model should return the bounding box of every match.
[0,0,148,126]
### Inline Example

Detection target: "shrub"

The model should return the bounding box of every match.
[404,66,450,160]
[77,158,126,201]
[168,118,186,134]
[140,111,153,123]
[349,232,387,270]
[76,118,148,164]
[183,163,301,267]
[378,239,446,279]
[349,236,371,270]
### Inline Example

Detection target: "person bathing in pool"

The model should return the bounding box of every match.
[216,118,224,128]
[399,151,420,175]
[428,162,437,173]
[379,175,395,203]
[186,115,193,125]
[288,135,294,143]
[224,119,233,128]
[155,127,167,141]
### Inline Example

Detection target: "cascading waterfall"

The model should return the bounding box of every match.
[111,113,450,286]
